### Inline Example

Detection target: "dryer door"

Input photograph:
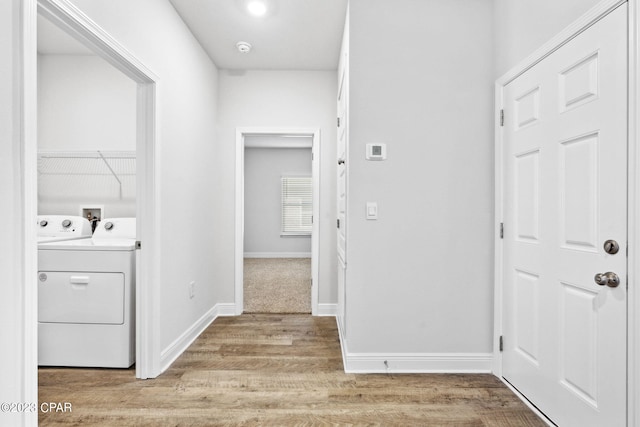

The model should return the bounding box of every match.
[38,271,125,324]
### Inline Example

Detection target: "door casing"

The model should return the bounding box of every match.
[21,0,162,393]
[494,0,640,424]
[234,127,321,316]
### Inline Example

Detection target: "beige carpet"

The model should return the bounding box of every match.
[243,258,311,313]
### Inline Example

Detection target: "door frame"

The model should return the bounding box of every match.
[22,0,161,383]
[235,127,321,316]
[493,0,639,424]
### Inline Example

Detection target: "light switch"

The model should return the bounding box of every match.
[366,202,377,220]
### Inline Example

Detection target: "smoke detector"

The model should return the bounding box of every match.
[236,41,252,53]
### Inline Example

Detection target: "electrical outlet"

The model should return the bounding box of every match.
[189,281,196,299]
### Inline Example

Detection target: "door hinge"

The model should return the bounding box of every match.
[500,223,504,239]
[311,215,313,224]
[500,109,504,127]
[499,335,504,352]
[135,240,142,250]
[337,218,340,229]
[337,117,341,127]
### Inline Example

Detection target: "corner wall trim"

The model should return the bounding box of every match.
[336,315,348,371]
[316,303,337,316]
[214,303,237,317]
[159,303,236,373]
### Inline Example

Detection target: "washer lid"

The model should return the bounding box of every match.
[38,238,136,251]
[37,236,91,244]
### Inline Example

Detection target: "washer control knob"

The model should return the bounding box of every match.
[39,220,48,227]
[104,222,114,231]
[62,219,72,228]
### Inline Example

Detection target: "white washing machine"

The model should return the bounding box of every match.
[38,218,136,368]
[37,215,92,243]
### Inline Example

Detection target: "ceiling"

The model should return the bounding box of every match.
[168,0,348,70]
[37,0,348,70]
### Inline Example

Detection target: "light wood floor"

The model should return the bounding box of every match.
[39,315,546,426]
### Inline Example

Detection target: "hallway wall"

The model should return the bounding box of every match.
[215,70,338,306]
[68,0,221,360]
[343,0,495,366]
[3,1,628,424]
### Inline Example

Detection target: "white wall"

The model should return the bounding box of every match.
[37,54,136,151]
[215,70,337,305]
[244,147,312,256]
[344,0,494,360]
[68,0,220,355]
[493,0,602,77]
[37,54,137,218]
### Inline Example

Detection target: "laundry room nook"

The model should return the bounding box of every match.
[37,13,137,221]
[35,12,139,369]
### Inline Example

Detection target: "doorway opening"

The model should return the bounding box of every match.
[235,128,321,315]
[31,0,159,379]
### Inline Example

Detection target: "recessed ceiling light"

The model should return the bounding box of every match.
[236,41,252,53]
[247,0,267,16]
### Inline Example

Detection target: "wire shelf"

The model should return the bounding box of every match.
[38,150,136,201]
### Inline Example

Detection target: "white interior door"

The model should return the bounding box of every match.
[502,4,628,426]
[337,68,347,328]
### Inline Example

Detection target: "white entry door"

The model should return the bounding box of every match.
[502,4,627,426]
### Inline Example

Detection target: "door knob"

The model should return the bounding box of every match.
[338,159,345,165]
[594,272,621,288]
[603,239,619,255]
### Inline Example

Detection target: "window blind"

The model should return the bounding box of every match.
[281,176,312,235]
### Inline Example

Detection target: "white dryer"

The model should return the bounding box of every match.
[37,215,92,243]
[38,218,136,368]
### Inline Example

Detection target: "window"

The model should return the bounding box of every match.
[281,176,312,235]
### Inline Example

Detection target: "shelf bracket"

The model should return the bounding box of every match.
[98,150,123,199]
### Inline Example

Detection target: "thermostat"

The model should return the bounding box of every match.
[366,143,387,160]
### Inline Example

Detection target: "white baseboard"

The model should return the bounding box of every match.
[316,303,337,316]
[214,303,237,317]
[159,303,236,373]
[336,315,348,370]
[244,252,311,258]
[343,352,493,373]
[160,304,491,376]
[335,324,492,374]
